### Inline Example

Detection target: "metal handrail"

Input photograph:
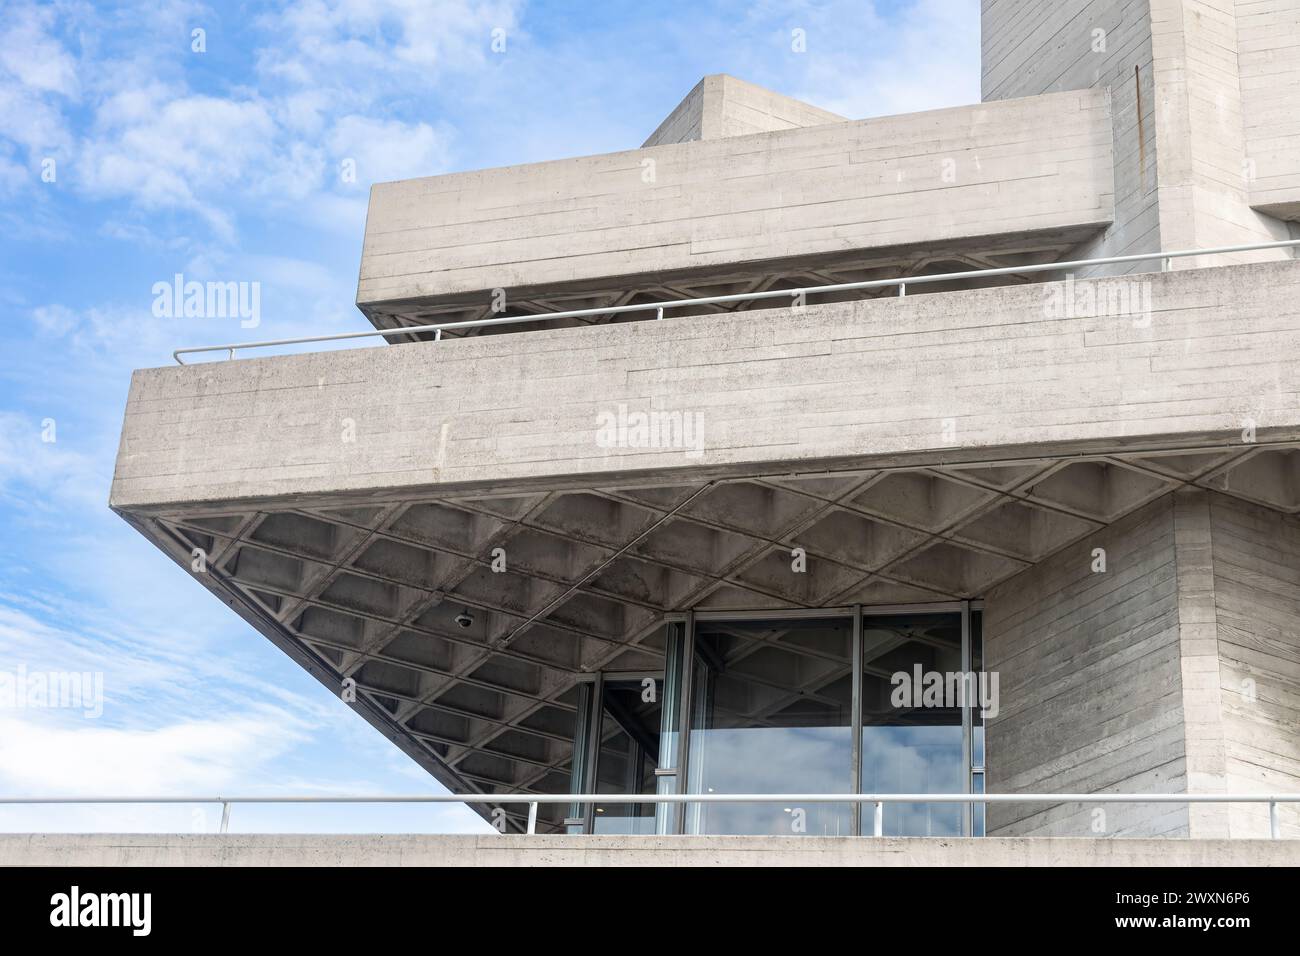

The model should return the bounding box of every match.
[4,792,1294,838]
[171,238,1300,364]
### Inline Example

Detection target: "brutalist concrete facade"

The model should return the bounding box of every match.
[112,0,1300,843]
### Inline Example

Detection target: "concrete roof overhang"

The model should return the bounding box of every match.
[112,259,1300,830]
[114,442,1300,832]
[356,88,1115,335]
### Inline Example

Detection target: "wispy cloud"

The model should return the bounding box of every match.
[0,712,305,794]
[0,0,519,244]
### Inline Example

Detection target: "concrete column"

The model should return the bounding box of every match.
[982,0,1295,273]
[983,0,1161,272]
[1207,493,1300,838]
[985,489,1300,838]
[1171,488,1230,837]
[1147,0,1291,263]
[984,495,1190,837]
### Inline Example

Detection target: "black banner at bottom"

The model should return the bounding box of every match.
[0,864,1287,942]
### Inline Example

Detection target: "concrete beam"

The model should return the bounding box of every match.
[357,89,1113,314]
[113,260,1300,513]
[3,833,1297,866]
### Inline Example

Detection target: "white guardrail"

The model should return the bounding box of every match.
[172,238,1300,364]
[3,793,1295,838]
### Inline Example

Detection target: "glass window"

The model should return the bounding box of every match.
[971,610,985,769]
[592,679,662,834]
[570,608,985,838]
[860,613,964,836]
[970,609,985,837]
[686,617,853,836]
[566,682,593,835]
[655,623,685,835]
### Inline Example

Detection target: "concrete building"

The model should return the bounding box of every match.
[107,0,1300,855]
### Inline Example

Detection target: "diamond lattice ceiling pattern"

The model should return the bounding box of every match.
[136,444,1299,831]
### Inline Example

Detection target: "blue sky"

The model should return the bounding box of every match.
[0,0,978,833]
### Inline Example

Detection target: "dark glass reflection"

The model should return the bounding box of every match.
[971,610,985,837]
[860,614,964,836]
[971,610,985,768]
[592,680,661,834]
[686,617,853,835]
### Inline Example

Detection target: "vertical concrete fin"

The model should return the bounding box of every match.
[1148,0,1291,262]
[982,0,1294,271]
[1171,486,1229,838]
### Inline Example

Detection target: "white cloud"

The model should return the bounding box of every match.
[0,411,106,515]
[0,600,314,812]
[259,0,523,93]
[328,114,453,185]
[81,89,278,239]
[0,150,24,196]
[0,600,491,834]
[31,303,78,335]
[799,0,982,119]
[0,0,518,243]
[0,711,302,794]
[0,2,78,189]
[700,0,981,121]
[0,3,79,97]
[0,83,72,160]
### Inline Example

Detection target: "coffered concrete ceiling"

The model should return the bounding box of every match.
[364,237,1089,341]
[118,442,1300,832]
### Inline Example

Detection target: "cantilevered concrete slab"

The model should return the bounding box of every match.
[111,260,1300,833]
[109,453,1300,833]
[357,89,1114,332]
[117,261,1300,509]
